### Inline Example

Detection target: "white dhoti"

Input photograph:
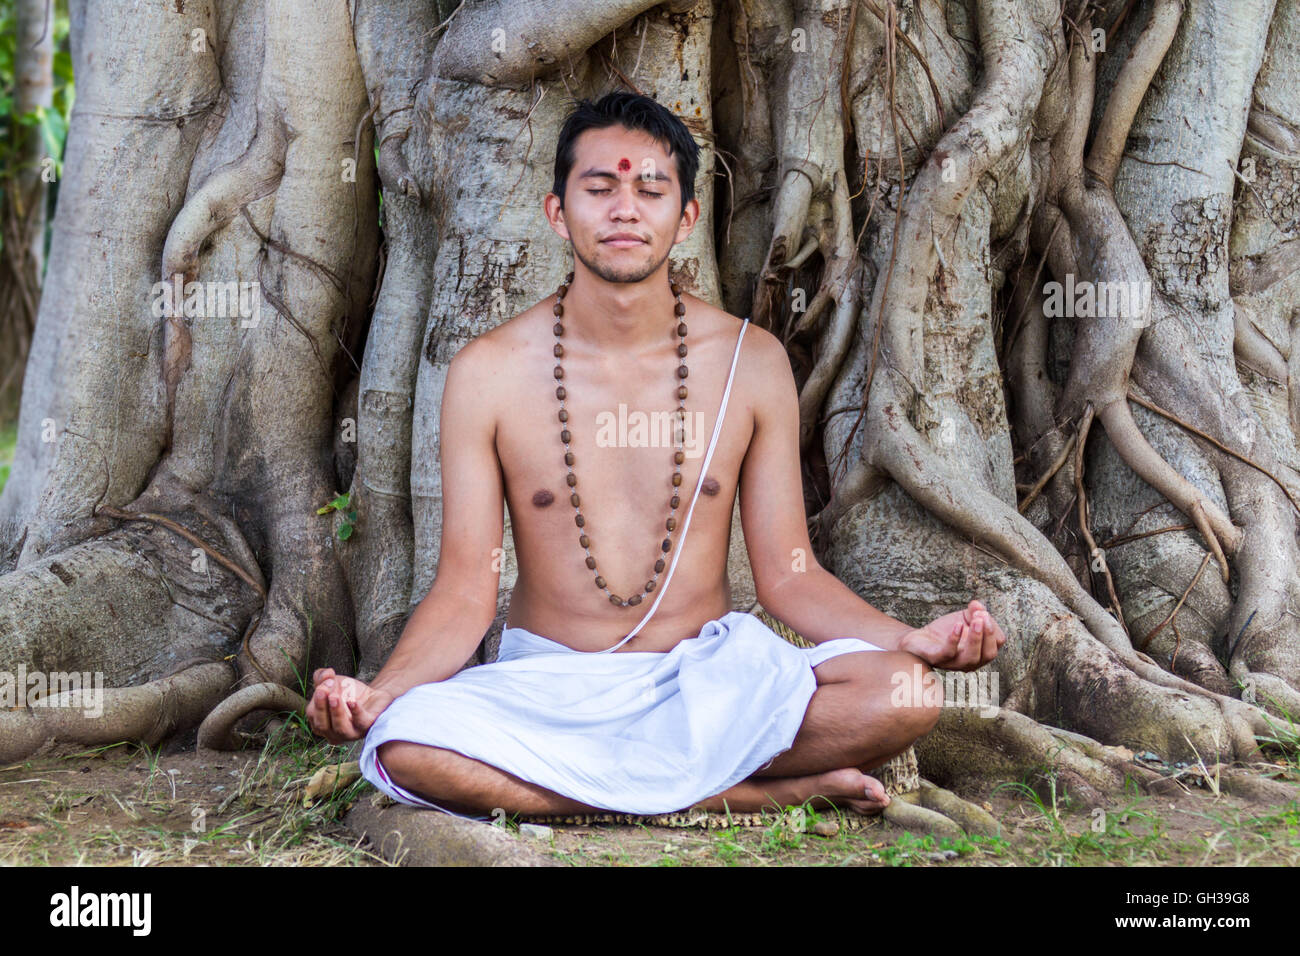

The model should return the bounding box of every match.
[358,610,885,818]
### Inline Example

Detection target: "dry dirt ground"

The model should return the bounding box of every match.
[1,723,1297,867]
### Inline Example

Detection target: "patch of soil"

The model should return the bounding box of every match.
[3,742,1296,866]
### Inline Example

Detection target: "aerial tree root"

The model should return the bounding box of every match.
[1134,315,1300,708]
[0,0,225,570]
[754,0,863,452]
[346,0,447,677]
[0,0,374,766]
[1056,0,1300,714]
[197,682,308,751]
[1002,4,1273,707]
[1018,2,1243,587]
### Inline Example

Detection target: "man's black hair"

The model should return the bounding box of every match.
[553,90,700,215]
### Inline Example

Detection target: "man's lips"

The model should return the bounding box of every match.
[602,236,647,247]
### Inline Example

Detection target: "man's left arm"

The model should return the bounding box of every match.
[736,328,1005,670]
[736,327,910,649]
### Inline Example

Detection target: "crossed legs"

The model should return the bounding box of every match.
[376,648,942,817]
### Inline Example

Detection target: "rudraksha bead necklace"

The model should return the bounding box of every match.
[552,270,690,608]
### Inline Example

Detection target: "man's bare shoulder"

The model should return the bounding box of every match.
[673,301,789,452]
[727,317,794,437]
[698,306,787,399]
[733,315,786,372]
[441,302,553,450]
[460,298,554,367]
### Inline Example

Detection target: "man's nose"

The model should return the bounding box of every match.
[610,183,640,220]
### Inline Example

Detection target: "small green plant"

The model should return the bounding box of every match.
[757,802,821,854]
[993,777,1066,832]
[711,825,744,864]
[317,491,358,540]
[133,741,164,802]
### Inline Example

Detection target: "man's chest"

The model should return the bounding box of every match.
[492,363,750,556]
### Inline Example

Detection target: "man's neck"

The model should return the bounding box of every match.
[560,265,681,356]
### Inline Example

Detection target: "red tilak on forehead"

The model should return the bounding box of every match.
[618,157,631,172]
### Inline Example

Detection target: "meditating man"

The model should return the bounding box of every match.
[306,90,1006,820]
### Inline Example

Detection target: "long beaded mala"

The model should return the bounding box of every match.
[551,270,690,609]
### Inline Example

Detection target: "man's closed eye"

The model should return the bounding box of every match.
[588,188,663,198]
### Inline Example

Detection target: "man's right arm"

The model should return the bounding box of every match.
[367,337,505,701]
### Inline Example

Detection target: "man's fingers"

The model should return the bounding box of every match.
[952,620,974,666]
[318,685,339,737]
[979,613,999,663]
[306,686,327,736]
[348,699,376,734]
[330,688,358,739]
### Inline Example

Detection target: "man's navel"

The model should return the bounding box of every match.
[532,489,555,507]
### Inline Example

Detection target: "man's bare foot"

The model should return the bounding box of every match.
[699,767,893,815]
[809,767,891,814]
[739,767,890,815]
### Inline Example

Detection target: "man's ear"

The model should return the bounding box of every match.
[674,197,700,243]
[544,192,571,242]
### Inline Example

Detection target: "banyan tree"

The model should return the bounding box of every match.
[2,0,1298,813]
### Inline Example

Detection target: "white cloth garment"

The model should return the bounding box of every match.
[358,316,886,818]
[358,610,886,818]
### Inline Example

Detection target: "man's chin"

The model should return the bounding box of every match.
[601,268,657,284]
[593,251,666,283]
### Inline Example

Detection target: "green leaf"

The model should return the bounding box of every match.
[317,492,350,515]
[53,50,74,85]
[38,106,67,163]
[337,523,353,540]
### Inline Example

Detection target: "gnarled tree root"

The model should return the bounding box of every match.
[1217,768,1300,803]
[878,778,1004,839]
[917,706,1167,812]
[197,681,308,751]
[882,793,967,840]
[1013,614,1278,763]
[0,662,235,763]
[915,778,1002,836]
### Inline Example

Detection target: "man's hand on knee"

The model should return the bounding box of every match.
[306,668,395,744]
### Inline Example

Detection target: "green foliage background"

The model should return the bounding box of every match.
[0,0,72,491]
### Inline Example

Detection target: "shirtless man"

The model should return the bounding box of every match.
[306,91,1006,818]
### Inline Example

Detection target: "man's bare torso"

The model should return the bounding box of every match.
[478,294,752,654]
